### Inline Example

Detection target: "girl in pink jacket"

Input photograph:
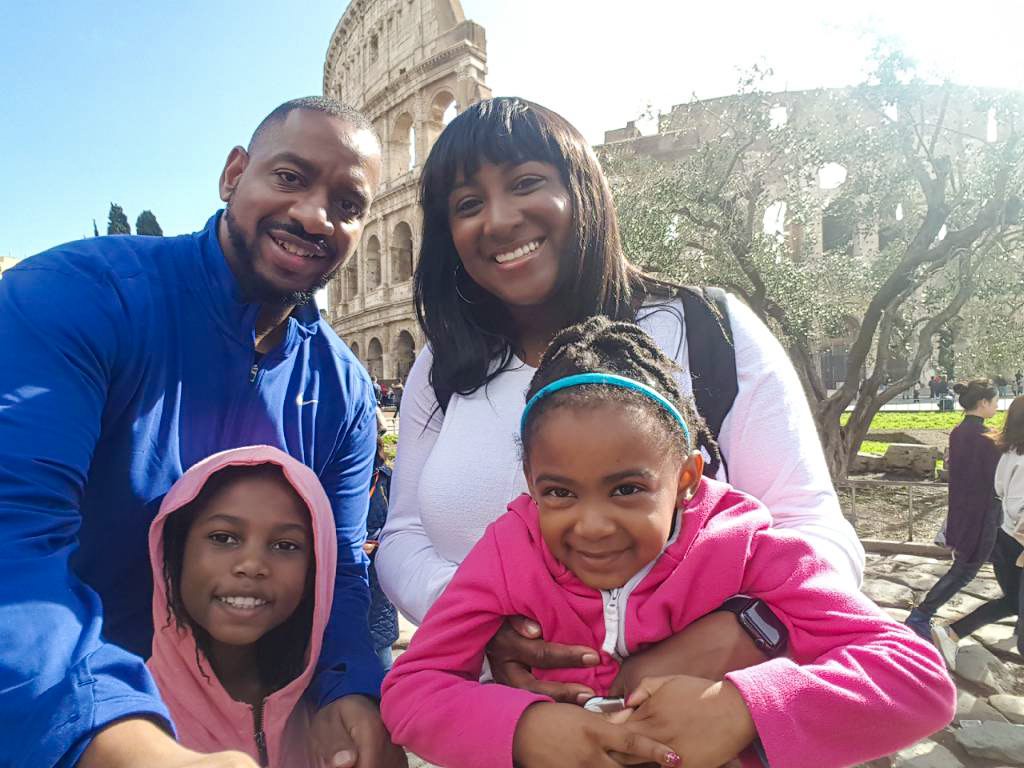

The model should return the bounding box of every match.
[381,317,955,768]
[147,445,337,767]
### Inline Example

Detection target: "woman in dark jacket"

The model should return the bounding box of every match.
[906,380,1001,640]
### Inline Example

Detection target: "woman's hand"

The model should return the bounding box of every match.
[610,611,765,695]
[486,616,600,703]
[618,675,757,768]
[309,694,408,768]
[513,702,680,768]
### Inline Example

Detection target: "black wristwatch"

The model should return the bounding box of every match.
[717,595,788,657]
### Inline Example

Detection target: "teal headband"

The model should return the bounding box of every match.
[520,372,691,446]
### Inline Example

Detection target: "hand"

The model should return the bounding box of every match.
[486,615,600,704]
[79,718,259,768]
[610,611,765,695]
[619,675,756,768]
[362,540,379,556]
[513,701,680,768]
[309,694,407,768]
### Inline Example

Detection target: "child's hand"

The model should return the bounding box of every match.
[79,718,261,768]
[512,701,680,768]
[619,675,757,768]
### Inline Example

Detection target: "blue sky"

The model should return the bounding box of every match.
[3,1,1022,259]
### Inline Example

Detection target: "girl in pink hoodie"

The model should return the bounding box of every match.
[381,317,956,768]
[147,445,337,767]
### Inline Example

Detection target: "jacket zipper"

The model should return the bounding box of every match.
[249,361,260,384]
[253,700,268,767]
[601,588,621,657]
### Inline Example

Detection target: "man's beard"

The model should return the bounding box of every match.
[224,203,340,308]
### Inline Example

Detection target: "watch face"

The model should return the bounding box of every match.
[747,603,784,648]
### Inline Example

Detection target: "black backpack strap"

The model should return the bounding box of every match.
[679,287,737,479]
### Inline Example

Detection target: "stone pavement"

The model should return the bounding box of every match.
[394,548,1023,767]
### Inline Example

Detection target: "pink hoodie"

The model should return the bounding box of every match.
[147,446,337,767]
[381,479,956,768]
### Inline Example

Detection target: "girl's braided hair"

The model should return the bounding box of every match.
[522,316,715,462]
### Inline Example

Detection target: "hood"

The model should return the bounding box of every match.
[147,445,337,767]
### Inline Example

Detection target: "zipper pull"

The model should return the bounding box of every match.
[249,363,259,383]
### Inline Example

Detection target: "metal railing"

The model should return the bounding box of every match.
[835,478,947,543]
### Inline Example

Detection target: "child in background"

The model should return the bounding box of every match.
[381,317,955,768]
[147,445,336,767]
[366,409,399,670]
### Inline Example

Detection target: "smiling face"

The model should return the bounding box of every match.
[447,160,573,311]
[525,401,702,590]
[179,470,313,650]
[218,108,382,306]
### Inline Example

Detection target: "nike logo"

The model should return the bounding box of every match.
[295,395,318,407]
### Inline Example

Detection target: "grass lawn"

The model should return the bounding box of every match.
[841,410,1006,431]
[844,409,1005,456]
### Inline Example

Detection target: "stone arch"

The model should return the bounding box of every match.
[391,221,414,283]
[366,337,384,379]
[424,89,457,154]
[390,112,415,178]
[822,200,855,256]
[365,235,382,290]
[343,251,359,299]
[394,329,416,381]
[350,340,360,360]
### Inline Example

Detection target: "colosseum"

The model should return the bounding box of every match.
[322,0,490,384]
[323,2,1017,387]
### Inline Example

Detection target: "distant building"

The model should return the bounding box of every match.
[323,0,490,383]
[0,256,21,280]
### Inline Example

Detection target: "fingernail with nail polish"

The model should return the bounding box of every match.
[332,750,356,768]
[582,653,600,665]
[665,752,681,767]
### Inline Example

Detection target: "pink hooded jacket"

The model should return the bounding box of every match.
[381,479,956,768]
[147,446,337,767]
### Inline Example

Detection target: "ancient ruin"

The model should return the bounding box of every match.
[323,0,489,382]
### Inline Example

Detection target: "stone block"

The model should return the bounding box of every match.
[972,624,1022,661]
[954,721,1024,763]
[890,741,963,768]
[957,691,1009,723]
[990,695,1024,725]
[886,569,940,592]
[852,452,887,473]
[954,642,1007,694]
[882,443,942,477]
[862,579,915,609]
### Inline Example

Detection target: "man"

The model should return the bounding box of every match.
[0,98,405,768]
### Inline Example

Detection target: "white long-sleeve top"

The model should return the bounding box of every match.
[995,450,1024,541]
[377,294,864,625]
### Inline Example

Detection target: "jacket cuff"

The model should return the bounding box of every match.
[312,659,386,709]
[17,645,172,768]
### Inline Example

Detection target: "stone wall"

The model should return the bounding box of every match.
[323,0,490,383]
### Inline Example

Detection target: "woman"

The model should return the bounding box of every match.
[906,380,1002,641]
[377,97,863,700]
[932,394,1024,662]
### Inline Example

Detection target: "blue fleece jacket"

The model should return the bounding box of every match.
[0,213,382,767]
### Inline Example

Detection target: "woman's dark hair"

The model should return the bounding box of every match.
[161,463,315,693]
[992,395,1024,454]
[952,379,998,411]
[415,97,686,410]
[521,316,713,462]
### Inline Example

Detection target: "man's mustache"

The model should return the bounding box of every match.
[259,219,333,258]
